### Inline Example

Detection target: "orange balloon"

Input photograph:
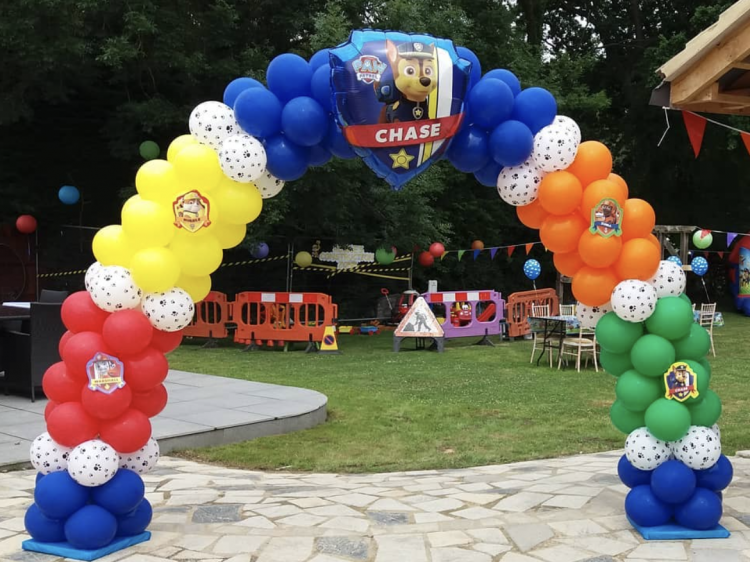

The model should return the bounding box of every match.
[566,141,613,188]
[621,198,656,241]
[646,233,661,251]
[614,238,661,280]
[517,199,548,230]
[471,240,484,250]
[607,173,629,198]
[538,172,583,216]
[572,266,619,307]
[539,214,588,254]
[580,180,627,222]
[578,231,623,268]
[554,251,585,277]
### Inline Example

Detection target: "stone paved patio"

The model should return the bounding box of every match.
[2,451,750,561]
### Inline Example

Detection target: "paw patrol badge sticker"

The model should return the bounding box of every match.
[173,190,212,233]
[86,352,125,394]
[664,362,699,402]
[590,198,623,238]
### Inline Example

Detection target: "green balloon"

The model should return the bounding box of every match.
[672,323,711,359]
[679,359,709,405]
[696,356,712,377]
[688,389,722,427]
[616,370,663,412]
[610,400,646,435]
[678,292,691,304]
[693,230,713,249]
[139,140,160,160]
[630,334,676,377]
[375,248,395,265]
[644,297,693,341]
[600,349,633,377]
[645,398,691,441]
[596,312,644,354]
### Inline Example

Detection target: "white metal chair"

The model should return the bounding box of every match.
[558,326,599,372]
[699,303,717,357]
[559,304,575,317]
[529,304,550,363]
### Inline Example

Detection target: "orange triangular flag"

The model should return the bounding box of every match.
[507,246,516,257]
[525,243,534,255]
[741,132,750,158]
[682,111,706,158]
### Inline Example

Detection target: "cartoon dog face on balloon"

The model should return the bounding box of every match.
[378,40,438,123]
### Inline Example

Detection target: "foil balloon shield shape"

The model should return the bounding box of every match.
[330,30,471,189]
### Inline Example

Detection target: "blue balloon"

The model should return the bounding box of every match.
[457,46,482,91]
[34,471,89,520]
[489,120,533,167]
[251,242,270,259]
[267,53,313,103]
[264,135,310,181]
[311,64,334,113]
[323,120,356,159]
[281,97,328,147]
[667,255,683,266]
[116,499,152,537]
[308,144,332,167]
[234,87,282,139]
[691,256,709,277]
[25,504,66,543]
[625,485,673,527]
[473,160,503,187]
[58,185,80,205]
[651,460,696,504]
[447,124,490,173]
[91,470,145,516]
[36,473,45,485]
[309,48,331,71]
[511,87,557,135]
[484,69,521,97]
[523,259,541,280]
[674,487,722,530]
[617,455,652,488]
[223,77,263,108]
[65,505,117,550]
[468,78,514,130]
[695,455,733,492]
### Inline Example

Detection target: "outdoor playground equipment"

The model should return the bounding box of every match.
[422,290,506,345]
[728,234,750,316]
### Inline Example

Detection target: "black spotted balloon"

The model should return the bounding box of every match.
[88,265,143,312]
[118,437,160,475]
[142,288,195,332]
[575,301,612,330]
[67,439,119,487]
[30,432,72,475]
[611,279,657,323]
[625,427,671,471]
[219,133,267,183]
[254,171,286,199]
[670,425,721,470]
[497,159,544,206]
[189,101,239,150]
[647,260,687,298]
[531,115,581,173]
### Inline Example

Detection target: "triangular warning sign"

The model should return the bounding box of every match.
[395,297,444,338]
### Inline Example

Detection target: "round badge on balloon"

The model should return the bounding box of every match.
[218,134,267,183]
[610,280,657,323]
[88,266,143,313]
[523,259,541,280]
[142,288,195,332]
[254,171,285,199]
[575,301,612,330]
[670,425,721,470]
[625,427,671,471]
[67,439,120,487]
[647,260,687,298]
[30,432,72,475]
[189,101,239,150]
[497,159,544,206]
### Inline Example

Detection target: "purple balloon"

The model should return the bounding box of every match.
[251,243,270,259]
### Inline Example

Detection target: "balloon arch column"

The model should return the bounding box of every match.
[23,29,729,559]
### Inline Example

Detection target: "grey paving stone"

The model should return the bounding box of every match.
[367,511,409,526]
[316,536,369,560]
[6,552,62,562]
[582,557,617,562]
[192,504,242,523]
[691,549,741,562]
[505,523,554,551]
[172,408,273,428]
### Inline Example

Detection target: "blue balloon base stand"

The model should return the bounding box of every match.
[628,518,730,540]
[22,532,150,561]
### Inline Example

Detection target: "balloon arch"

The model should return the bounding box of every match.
[23,30,729,557]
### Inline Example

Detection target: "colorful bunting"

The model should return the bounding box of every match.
[742,132,750,157]
[490,247,498,260]
[507,246,516,257]
[525,243,534,255]
[472,249,481,260]
[728,232,738,247]
[457,250,465,261]
[682,111,707,158]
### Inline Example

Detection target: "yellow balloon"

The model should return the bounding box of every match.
[130,247,181,293]
[121,195,176,248]
[169,234,223,277]
[92,225,135,267]
[167,134,199,162]
[172,144,222,190]
[295,251,313,268]
[213,222,247,249]
[176,274,211,303]
[135,159,181,203]
[213,179,263,225]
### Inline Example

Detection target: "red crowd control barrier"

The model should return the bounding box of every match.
[506,289,559,338]
[183,291,230,340]
[232,292,338,348]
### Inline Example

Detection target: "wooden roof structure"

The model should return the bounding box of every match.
[651,0,750,115]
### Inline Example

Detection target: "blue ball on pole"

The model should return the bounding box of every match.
[489,120,534,167]
[65,505,118,550]
[266,53,313,103]
[511,87,557,134]
[58,185,80,205]
[651,460,696,504]
[281,97,329,147]
[523,259,541,280]
[691,256,709,276]
[234,87,283,139]
[625,485,673,527]
[223,77,263,108]
[667,255,683,266]
[447,124,490,173]
[617,455,652,488]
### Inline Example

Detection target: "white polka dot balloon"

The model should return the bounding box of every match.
[254,171,286,199]
[497,159,544,206]
[611,280,657,323]
[531,115,581,173]
[219,133,267,183]
[189,101,239,150]
[30,432,72,475]
[67,439,119,487]
[625,427,671,471]
[575,301,612,330]
[84,261,102,293]
[142,288,195,332]
[671,425,721,470]
[118,437,160,474]
[88,265,143,312]
[646,260,687,298]
[712,423,721,440]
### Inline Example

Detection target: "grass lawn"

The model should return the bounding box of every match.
[168,312,750,473]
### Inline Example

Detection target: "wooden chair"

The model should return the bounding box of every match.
[529,304,550,363]
[558,326,599,372]
[699,303,717,357]
[559,304,575,316]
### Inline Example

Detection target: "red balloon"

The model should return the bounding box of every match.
[102,310,154,357]
[61,292,110,333]
[44,401,59,422]
[418,251,434,267]
[81,384,133,421]
[123,347,168,393]
[150,329,183,354]
[42,362,85,404]
[62,332,112,382]
[100,409,152,453]
[429,242,445,258]
[16,215,37,234]
[47,402,100,448]
[131,384,168,418]
[58,330,74,359]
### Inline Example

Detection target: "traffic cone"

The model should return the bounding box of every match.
[318,325,341,355]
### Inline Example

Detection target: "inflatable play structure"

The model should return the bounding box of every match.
[729,234,750,316]
[22,28,729,560]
